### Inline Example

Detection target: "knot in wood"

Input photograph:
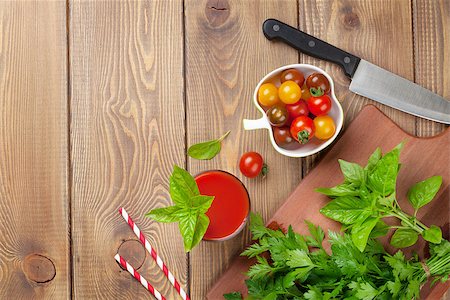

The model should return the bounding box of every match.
[205,0,230,27]
[23,254,56,283]
[117,239,146,270]
[341,6,360,30]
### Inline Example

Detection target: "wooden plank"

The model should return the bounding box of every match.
[0,1,70,298]
[184,0,299,298]
[70,1,187,298]
[298,0,416,174]
[413,0,449,137]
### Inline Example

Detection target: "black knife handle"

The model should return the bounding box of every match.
[263,19,360,78]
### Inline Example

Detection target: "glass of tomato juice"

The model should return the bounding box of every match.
[194,170,250,241]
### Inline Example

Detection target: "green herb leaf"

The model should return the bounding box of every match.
[422,225,442,244]
[367,147,400,196]
[189,195,214,213]
[320,196,371,225]
[223,292,242,300]
[351,217,379,252]
[187,131,230,160]
[247,256,277,280]
[145,206,182,223]
[316,183,359,197]
[286,249,314,268]
[304,221,325,248]
[365,147,382,171]
[369,220,390,238]
[338,159,365,184]
[178,210,210,252]
[390,229,418,248]
[407,176,442,210]
[170,165,199,205]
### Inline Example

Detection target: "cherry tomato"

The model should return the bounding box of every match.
[308,94,332,116]
[286,100,309,123]
[314,115,336,140]
[258,83,279,107]
[306,73,330,94]
[273,126,295,148]
[239,152,265,178]
[301,86,311,101]
[266,105,288,127]
[278,81,302,104]
[290,116,315,144]
[280,69,305,87]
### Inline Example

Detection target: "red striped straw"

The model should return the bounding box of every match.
[119,207,190,300]
[115,254,166,300]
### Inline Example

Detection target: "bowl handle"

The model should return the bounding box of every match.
[243,117,270,130]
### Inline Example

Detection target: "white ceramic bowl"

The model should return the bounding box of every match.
[243,64,344,158]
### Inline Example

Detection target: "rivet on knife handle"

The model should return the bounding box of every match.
[263,19,361,78]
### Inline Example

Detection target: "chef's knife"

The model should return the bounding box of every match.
[262,19,450,124]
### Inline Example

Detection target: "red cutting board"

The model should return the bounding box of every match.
[208,105,450,299]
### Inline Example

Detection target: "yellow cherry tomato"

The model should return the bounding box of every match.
[258,83,279,107]
[314,115,336,140]
[278,80,302,104]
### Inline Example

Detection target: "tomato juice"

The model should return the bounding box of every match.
[195,170,250,241]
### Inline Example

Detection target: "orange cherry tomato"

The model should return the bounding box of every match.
[314,115,336,140]
[279,81,302,104]
[258,83,279,107]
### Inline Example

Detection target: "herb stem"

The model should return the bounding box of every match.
[218,130,231,142]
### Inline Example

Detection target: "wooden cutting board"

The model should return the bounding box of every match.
[208,105,450,299]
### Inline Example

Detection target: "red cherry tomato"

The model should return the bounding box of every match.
[239,152,265,178]
[308,94,332,116]
[280,69,305,87]
[273,126,295,148]
[290,116,315,144]
[306,73,331,94]
[286,100,309,123]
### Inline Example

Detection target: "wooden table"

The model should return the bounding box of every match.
[0,0,448,299]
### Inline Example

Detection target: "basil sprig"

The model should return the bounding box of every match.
[146,165,214,252]
[318,143,443,251]
[188,131,230,160]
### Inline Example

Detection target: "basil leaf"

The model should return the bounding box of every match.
[422,225,442,244]
[365,147,382,171]
[377,192,396,207]
[178,209,199,251]
[351,217,379,252]
[407,176,442,210]
[223,292,242,300]
[367,147,400,196]
[369,220,390,238]
[189,195,215,214]
[145,206,182,223]
[170,165,199,205]
[390,229,418,248]
[187,131,230,160]
[338,159,365,184]
[320,196,371,225]
[315,183,359,197]
[190,214,210,250]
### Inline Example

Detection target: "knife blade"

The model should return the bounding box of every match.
[262,19,450,124]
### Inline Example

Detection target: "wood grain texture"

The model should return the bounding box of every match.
[413,0,449,137]
[0,1,70,298]
[70,1,187,298]
[298,0,416,174]
[184,0,300,298]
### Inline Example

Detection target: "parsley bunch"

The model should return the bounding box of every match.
[224,214,450,300]
[317,143,443,251]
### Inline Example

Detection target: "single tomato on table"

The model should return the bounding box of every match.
[239,152,267,178]
[308,88,332,116]
[314,115,336,140]
[258,83,279,107]
[278,80,302,104]
[266,105,288,127]
[306,73,331,94]
[290,116,315,144]
[280,69,305,87]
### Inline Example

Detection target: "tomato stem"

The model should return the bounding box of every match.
[309,87,324,97]
[297,130,310,144]
[261,163,269,178]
